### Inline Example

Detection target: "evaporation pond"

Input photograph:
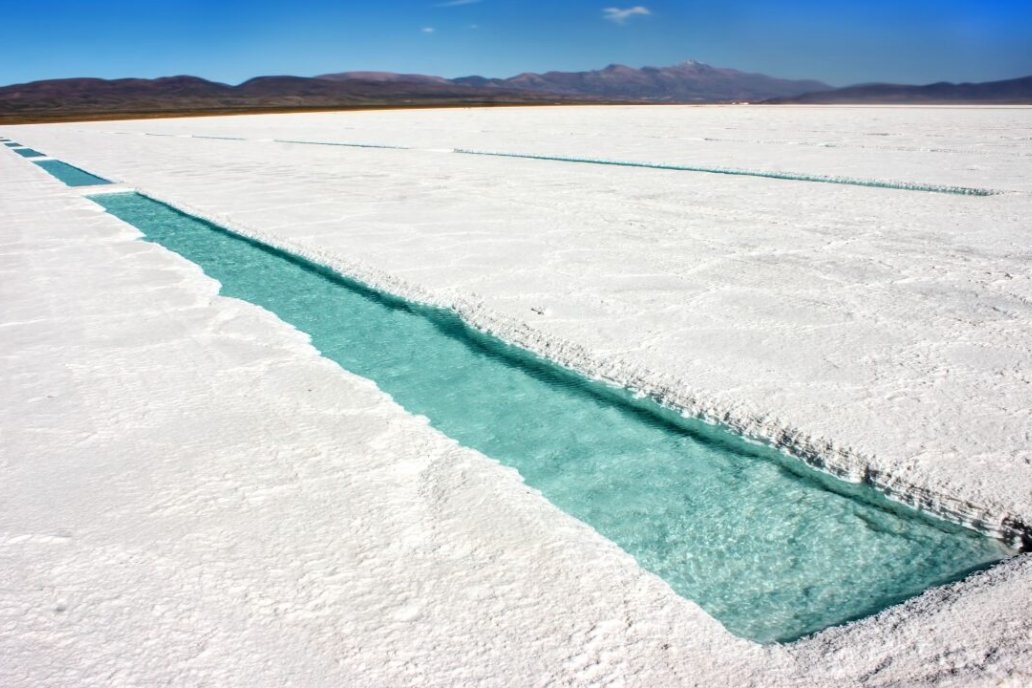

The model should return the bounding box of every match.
[92,191,1011,643]
[35,160,111,187]
[13,147,45,158]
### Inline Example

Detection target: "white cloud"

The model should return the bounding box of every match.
[435,0,481,7]
[421,26,436,33]
[602,6,650,24]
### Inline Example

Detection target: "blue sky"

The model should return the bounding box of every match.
[1,0,1030,87]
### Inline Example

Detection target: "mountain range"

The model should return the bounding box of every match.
[0,61,828,122]
[1,61,1029,123]
[319,61,830,103]
[0,74,556,123]
[766,75,1032,104]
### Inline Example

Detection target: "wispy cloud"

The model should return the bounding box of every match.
[421,26,436,33]
[435,0,481,7]
[602,6,650,24]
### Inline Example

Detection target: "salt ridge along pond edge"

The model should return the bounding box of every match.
[88,189,1012,644]
[88,180,1030,553]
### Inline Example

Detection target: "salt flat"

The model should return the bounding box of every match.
[8,105,1032,540]
[3,106,1032,685]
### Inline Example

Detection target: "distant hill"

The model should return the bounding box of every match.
[0,74,571,123]
[766,75,1032,104]
[450,60,831,102]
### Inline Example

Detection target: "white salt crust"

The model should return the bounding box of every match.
[3,107,1031,686]
[8,106,1032,546]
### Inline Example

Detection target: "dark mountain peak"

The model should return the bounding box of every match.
[447,61,831,102]
[297,61,833,103]
[670,59,708,70]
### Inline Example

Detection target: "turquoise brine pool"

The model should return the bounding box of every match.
[34,160,111,187]
[13,147,45,158]
[91,192,1011,643]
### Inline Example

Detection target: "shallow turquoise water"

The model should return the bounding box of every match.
[13,147,44,158]
[272,138,994,196]
[92,192,1011,643]
[454,149,996,196]
[34,160,110,187]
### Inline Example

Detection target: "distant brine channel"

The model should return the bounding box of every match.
[92,191,1011,643]
[34,159,111,187]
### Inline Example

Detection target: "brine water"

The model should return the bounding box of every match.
[92,191,1011,643]
[34,160,111,187]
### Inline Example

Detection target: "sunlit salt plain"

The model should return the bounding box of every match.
[3,106,1032,685]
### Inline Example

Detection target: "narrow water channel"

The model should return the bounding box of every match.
[34,160,111,187]
[91,191,1010,643]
